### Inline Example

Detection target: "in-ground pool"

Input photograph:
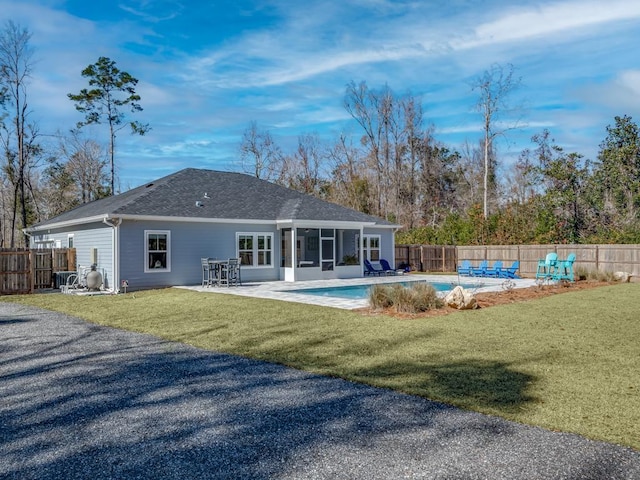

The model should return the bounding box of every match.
[286,281,474,300]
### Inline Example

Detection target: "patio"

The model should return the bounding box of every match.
[179,275,538,309]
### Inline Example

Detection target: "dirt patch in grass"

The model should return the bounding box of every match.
[360,280,618,319]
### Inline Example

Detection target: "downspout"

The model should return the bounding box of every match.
[22,229,33,247]
[103,217,122,292]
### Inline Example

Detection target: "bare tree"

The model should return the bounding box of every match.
[472,63,521,218]
[0,21,36,247]
[344,81,386,216]
[327,133,372,213]
[344,81,412,220]
[60,130,109,204]
[239,121,283,181]
[281,133,325,195]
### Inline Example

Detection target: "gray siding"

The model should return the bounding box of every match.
[364,227,395,264]
[28,219,394,291]
[118,220,280,290]
[30,223,114,288]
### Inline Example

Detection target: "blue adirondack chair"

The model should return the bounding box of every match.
[470,259,488,276]
[457,259,472,276]
[554,253,576,282]
[499,260,520,279]
[483,260,503,277]
[536,252,558,279]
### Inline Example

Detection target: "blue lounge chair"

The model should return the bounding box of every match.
[483,260,504,277]
[536,252,558,280]
[457,259,472,276]
[364,259,383,276]
[499,260,520,279]
[379,259,398,275]
[554,253,576,282]
[470,259,488,276]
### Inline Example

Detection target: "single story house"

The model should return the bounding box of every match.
[25,168,399,291]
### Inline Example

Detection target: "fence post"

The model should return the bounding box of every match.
[29,250,35,294]
[406,245,410,269]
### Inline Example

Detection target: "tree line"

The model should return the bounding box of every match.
[2,20,639,249]
[241,82,640,245]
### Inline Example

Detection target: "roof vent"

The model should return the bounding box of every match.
[146,183,154,188]
[195,201,204,207]
[203,192,210,199]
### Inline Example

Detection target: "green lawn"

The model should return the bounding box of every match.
[4,283,639,449]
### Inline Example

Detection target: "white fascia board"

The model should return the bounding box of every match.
[26,214,275,232]
[25,215,113,232]
[27,213,395,232]
[368,223,402,230]
[277,219,400,229]
[113,214,274,225]
[276,219,378,229]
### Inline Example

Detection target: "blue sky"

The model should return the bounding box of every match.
[4,0,640,190]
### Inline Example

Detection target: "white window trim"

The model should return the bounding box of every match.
[67,234,74,249]
[34,240,55,249]
[144,230,171,273]
[236,232,274,269]
[363,234,381,261]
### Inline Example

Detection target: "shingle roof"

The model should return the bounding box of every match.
[29,168,395,228]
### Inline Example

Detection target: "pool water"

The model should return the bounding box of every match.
[287,281,470,300]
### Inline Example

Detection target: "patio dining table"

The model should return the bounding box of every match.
[207,259,240,287]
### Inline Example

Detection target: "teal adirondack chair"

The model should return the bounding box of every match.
[536,252,558,280]
[554,253,576,282]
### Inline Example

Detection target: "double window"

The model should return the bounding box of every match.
[237,233,273,268]
[145,230,170,272]
[362,235,381,261]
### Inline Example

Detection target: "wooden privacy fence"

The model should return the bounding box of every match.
[0,248,76,295]
[457,244,640,278]
[395,245,457,272]
[397,244,640,278]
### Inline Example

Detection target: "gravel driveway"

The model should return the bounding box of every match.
[1,302,638,479]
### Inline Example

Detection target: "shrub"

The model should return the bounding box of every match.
[391,284,414,313]
[368,282,444,313]
[574,266,616,282]
[409,282,443,311]
[369,284,394,310]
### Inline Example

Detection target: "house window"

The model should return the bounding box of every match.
[363,235,381,261]
[145,230,170,272]
[237,232,273,268]
[67,235,74,249]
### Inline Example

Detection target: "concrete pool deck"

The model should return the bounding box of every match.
[178,274,538,309]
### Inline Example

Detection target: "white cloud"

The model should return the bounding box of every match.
[456,0,640,49]
[618,70,640,99]
[576,70,640,113]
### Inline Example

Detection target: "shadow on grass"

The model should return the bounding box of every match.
[349,358,536,415]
